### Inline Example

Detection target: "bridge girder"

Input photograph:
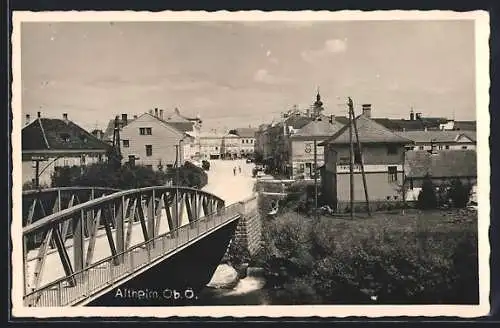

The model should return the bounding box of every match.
[22,186,231,306]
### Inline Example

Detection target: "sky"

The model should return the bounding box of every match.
[20,19,476,132]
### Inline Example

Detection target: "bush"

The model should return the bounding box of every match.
[449,179,470,208]
[417,175,437,210]
[259,210,478,304]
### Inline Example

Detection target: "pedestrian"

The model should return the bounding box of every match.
[238,166,241,174]
[233,167,236,176]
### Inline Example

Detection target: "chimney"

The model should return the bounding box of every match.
[37,111,41,118]
[329,114,335,124]
[63,113,68,123]
[25,114,30,125]
[154,108,158,117]
[362,104,372,118]
[410,109,415,121]
[159,109,164,120]
[122,113,128,125]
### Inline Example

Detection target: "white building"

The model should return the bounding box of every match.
[119,112,194,170]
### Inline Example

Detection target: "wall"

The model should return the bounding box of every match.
[232,194,262,256]
[22,154,105,187]
[239,137,255,155]
[336,171,404,202]
[290,139,325,178]
[120,114,185,169]
[199,136,223,158]
[330,143,405,165]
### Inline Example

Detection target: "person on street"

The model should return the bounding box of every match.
[238,166,241,174]
[233,167,236,176]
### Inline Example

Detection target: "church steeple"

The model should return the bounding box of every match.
[312,86,324,118]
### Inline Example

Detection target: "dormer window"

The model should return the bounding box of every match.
[60,133,70,143]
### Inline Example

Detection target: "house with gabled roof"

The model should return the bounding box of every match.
[404,149,477,201]
[319,109,414,210]
[396,130,476,151]
[119,111,194,170]
[288,117,344,179]
[22,112,111,187]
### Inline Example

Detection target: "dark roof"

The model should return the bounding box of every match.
[22,118,111,151]
[405,150,477,179]
[292,118,344,139]
[321,115,413,145]
[284,115,313,130]
[166,122,194,133]
[233,127,257,138]
[453,121,477,131]
[396,130,476,143]
[373,118,447,131]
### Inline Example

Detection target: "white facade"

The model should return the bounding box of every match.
[120,113,192,169]
[199,133,224,159]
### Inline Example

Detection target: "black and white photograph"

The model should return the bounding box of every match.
[11,10,490,318]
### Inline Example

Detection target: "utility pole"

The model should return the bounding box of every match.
[348,99,355,219]
[34,159,40,188]
[349,98,371,216]
[174,144,180,230]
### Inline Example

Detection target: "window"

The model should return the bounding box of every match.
[139,127,152,135]
[215,146,218,151]
[438,145,443,150]
[419,146,424,150]
[60,133,70,143]
[298,164,305,173]
[242,140,245,144]
[123,140,129,148]
[445,145,450,150]
[461,146,468,150]
[388,166,398,182]
[145,145,153,156]
[387,145,398,155]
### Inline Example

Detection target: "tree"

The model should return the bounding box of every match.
[449,178,470,208]
[417,174,437,210]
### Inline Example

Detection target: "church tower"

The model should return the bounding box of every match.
[312,87,324,119]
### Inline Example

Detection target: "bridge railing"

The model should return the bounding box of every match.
[23,200,241,307]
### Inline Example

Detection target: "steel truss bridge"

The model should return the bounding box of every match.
[21,186,241,307]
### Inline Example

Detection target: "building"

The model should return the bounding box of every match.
[22,112,110,187]
[221,133,241,159]
[439,120,477,131]
[199,132,225,159]
[288,117,344,179]
[320,106,413,210]
[232,128,257,157]
[119,111,194,170]
[404,149,477,201]
[397,130,476,151]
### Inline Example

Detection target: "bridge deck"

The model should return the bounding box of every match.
[24,207,240,307]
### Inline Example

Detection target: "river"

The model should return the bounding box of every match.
[196,272,269,305]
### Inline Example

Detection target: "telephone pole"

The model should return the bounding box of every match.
[348,98,355,219]
[349,98,371,216]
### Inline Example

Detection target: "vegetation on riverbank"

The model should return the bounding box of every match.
[254,208,478,305]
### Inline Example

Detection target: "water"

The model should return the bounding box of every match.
[196,267,269,305]
[197,276,268,305]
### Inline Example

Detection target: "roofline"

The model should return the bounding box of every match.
[123,112,187,137]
